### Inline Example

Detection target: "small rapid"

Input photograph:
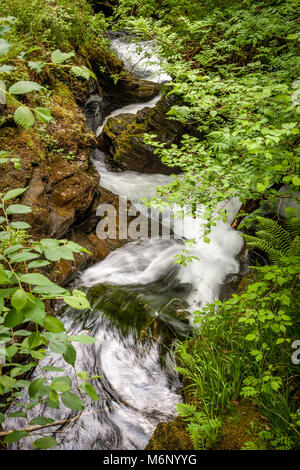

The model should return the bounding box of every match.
[6,38,245,450]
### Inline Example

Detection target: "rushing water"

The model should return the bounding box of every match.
[7,38,245,450]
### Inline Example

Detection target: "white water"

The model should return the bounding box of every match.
[6,37,245,451]
[110,38,171,84]
[85,149,243,310]
[95,94,162,137]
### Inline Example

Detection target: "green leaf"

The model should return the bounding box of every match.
[6,204,32,215]
[71,65,91,80]
[22,295,46,324]
[63,342,76,366]
[34,436,58,449]
[28,378,45,399]
[8,411,26,418]
[71,335,96,344]
[10,222,31,230]
[80,382,98,401]
[43,315,65,333]
[9,81,43,95]
[11,289,27,310]
[19,273,52,286]
[0,412,4,423]
[61,391,84,411]
[3,431,28,444]
[0,38,10,56]
[292,176,300,186]
[29,416,54,426]
[245,333,256,341]
[2,187,28,202]
[14,106,35,131]
[49,340,67,355]
[64,290,90,310]
[35,107,54,124]
[51,49,75,64]
[0,65,16,73]
[50,376,72,392]
[4,308,24,328]
[28,61,45,74]
[27,260,50,269]
[10,252,40,263]
[43,366,64,372]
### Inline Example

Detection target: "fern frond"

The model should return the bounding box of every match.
[287,235,300,258]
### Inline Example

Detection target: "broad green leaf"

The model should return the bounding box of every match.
[28,332,47,349]
[0,38,10,56]
[11,289,27,310]
[32,284,68,296]
[14,106,35,131]
[63,342,76,367]
[0,375,16,388]
[35,107,54,124]
[4,308,24,328]
[2,187,28,202]
[71,335,97,344]
[49,340,67,355]
[19,273,52,286]
[28,61,45,74]
[43,366,64,372]
[71,65,91,80]
[51,376,72,392]
[3,431,28,444]
[51,49,75,64]
[27,260,50,269]
[28,378,45,399]
[64,290,90,310]
[9,81,43,95]
[61,391,84,411]
[80,382,98,401]
[10,222,31,230]
[0,65,16,73]
[6,204,32,215]
[22,295,46,324]
[34,436,58,449]
[29,416,54,426]
[0,412,4,423]
[43,315,65,333]
[8,411,26,418]
[245,333,256,341]
[10,252,40,264]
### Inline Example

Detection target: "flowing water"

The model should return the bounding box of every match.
[7,38,245,450]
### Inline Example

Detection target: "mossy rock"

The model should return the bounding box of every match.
[145,417,194,450]
[99,96,184,174]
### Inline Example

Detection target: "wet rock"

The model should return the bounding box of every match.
[87,46,161,127]
[99,96,184,174]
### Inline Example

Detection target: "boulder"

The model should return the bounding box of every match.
[98,96,184,174]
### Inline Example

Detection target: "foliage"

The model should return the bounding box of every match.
[0,165,100,449]
[0,0,107,48]
[112,0,299,235]
[111,0,300,450]
[0,14,96,131]
[244,212,300,264]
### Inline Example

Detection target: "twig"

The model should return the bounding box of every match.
[0,414,81,437]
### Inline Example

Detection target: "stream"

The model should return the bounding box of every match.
[7,38,245,450]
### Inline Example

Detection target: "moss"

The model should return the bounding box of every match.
[216,401,267,450]
[145,417,194,450]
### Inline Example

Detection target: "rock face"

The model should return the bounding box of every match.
[86,47,161,133]
[99,96,184,174]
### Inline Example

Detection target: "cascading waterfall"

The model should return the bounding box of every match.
[6,38,245,450]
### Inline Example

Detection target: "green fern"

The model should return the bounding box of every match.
[243,214,300,264]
